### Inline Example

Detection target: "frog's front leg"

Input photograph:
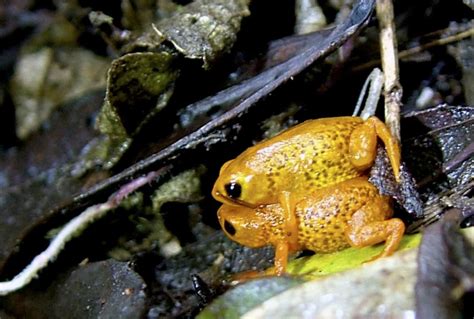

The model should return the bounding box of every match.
[230,241,290,281]
[345,196,405,260]
[274,241,290,276]
[278,191,299,248]
[349,116,401,181]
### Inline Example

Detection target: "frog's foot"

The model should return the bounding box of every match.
[349,116,401,182]
[229,268,288,285]
[278,191,299,248]
[345,197,405,261]
[229,270,267,285]
[350,218,405,262]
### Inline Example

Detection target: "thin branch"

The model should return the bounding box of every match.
[398,27,474,60]
[353,68,384,119]
[355,25,474,72]
[376,0,402,140]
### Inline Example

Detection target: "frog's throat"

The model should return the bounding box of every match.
[213,192,257,209]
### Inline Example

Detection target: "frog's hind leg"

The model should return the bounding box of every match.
[345,196,405,260]
[349,116,401,181]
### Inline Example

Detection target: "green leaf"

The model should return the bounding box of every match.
[287,233,422,279]
[199,234,421,319]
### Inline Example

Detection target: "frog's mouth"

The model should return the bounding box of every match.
[212,190,257,209]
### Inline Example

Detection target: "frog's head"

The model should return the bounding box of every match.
[212,160,266,208]
[217,204,268,248]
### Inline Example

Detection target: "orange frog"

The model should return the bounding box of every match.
[218,177,405,275]
[212,116,401,246]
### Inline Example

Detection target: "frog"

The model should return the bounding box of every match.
[217,177,405,275]
[212,116,401,247]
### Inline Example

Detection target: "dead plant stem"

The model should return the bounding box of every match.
[376,0,402,140]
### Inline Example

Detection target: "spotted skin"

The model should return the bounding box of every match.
[217,177,405,275]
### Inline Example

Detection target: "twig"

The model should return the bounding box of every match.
[353,68,384,119]
[376,0,402,140]
[398,28,474,60]
[355,26,474,72]
[0,169,166,296]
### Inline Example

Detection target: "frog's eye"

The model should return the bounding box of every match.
[224,182,242,199]
[223,220,236,236]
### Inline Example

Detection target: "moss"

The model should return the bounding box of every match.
[77,51,179,172]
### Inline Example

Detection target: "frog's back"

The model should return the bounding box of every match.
[273,116,363,140]
[296,178,379,253]
[237,117,364,191]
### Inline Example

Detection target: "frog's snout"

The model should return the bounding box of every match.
[223,219,236,236]
[217,205,268,248]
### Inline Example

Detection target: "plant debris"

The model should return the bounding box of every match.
[154,0,251,67]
